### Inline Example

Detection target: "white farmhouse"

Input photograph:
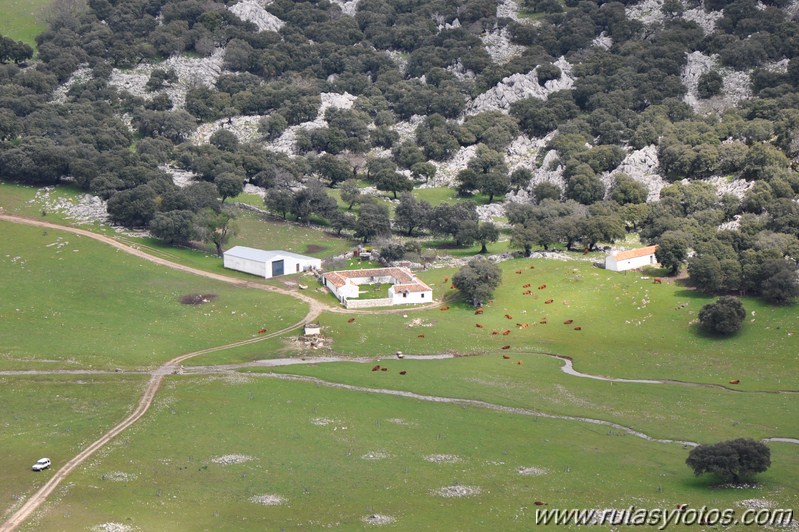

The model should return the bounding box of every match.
[605,245,659,272]
[322,267,433,307]
[223,246,321,279]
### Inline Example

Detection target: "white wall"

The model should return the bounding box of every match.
[223,255,266,277]
[278,256,321,276]
[606,254,657,272]
[389,288,432,305]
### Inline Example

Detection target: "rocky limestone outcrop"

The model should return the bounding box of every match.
[229,0,284,32]
[330,0,360,16]
[683,5,723,34]
[626,0,666,26]
[190,115,263,145]
[51,66,93,104]
[497,0,524,22]
[611,145,664,201]
[481,27,526,64]
[426,145,478,187]
[681,52,752,115]
[592,32,613,50]
[159,165,197,188]
[262,92,358,154]
[466,57,574,115]
[109,48,225,109]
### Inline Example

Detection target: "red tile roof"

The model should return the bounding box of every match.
[323,267,431,292]
[612,245,658,261]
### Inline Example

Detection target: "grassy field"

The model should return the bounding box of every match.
[0,374,147,519]
[0,222,308,370]
[305,259,799,390]
[24,376,799,531]
[3,183,798,530]
[0,0,48,46]
[262,355,798,444]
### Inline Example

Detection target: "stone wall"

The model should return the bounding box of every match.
[344,298,393,309]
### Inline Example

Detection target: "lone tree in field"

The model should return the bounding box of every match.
[452,256,502,307]
[686,439,771,483]
[698,296,746,335]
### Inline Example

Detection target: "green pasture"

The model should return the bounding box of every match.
[0,0,48,46]
[230,209,354,259]
[312,259,799,390]
[263,355,798,445]
[26,376,799,531]
[0,374,147,519]
[0,222,308,370]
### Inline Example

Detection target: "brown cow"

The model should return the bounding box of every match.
[502,355,510,359]
[443,277,449,283]
[474,308,484,315]
[502,330,511,335]
[501,345,511,350]
[399,370,407,375]
[475,323,484,328]
[538,284,547,290]
[347,318,356,323]
[574,326,582,331]
[517,361,523,365]
[729,379,740,385]
[440,306,449,311]
[381,367,388,371]
[372,365,380,371]
[545,299,554,304]
[530,265,535,269]
[258,328,267,334]
[522,290,532,295]
[519,323,529,329]
[515,269,523,274]
[417,334,425,338]
[563,319,573,325]
[450,284,456,289]
[491,331,499,335]
[653,278,662,284]
[534,501,547,506]
[505,314,513,319]
[523,283,531,288]
[539,319,547,324]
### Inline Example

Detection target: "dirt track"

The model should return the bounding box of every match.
[0,214,435,531]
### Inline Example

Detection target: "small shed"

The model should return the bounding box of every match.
[605,245,659,272]
[223,246,321,279]
[304,323,321,336]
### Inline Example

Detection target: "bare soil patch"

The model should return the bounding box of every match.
[432,485,482,498]
[90,524,135,532]
[249,494,287,506]
[305,244,327,254]
[179,293,218,305]
[361,450,392,461]
[424,454,462,464]
[101,472,137,482]
[362,514,396,525]
[211,454,254,465]
[517,466,548,476]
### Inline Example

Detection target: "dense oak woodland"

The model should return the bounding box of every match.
[1,0,798,303]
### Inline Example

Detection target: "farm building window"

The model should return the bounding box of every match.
[403,291,408,298]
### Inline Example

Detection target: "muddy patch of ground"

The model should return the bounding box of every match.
[180,294,218,305]
[305,244,327,254]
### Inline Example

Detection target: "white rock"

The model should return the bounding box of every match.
[329,0,360,16]
[481,27,526,64]
[682,6,723,34]
[626,0,666,26]
[228,0,284,32]
[681,51,752,115]
[51,65,93,103]
[612,145,664,201]
[159,165,197,188]
[109,48,225,109]
[497,0,525,22]
[592,32,613,50]
[466,57,574,115]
